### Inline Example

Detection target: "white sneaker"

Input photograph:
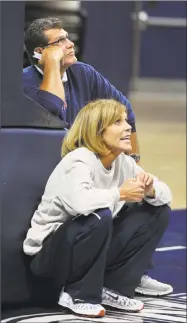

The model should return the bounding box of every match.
[135,275,173,296]
[58,291,106,317]
[102,287,144,312]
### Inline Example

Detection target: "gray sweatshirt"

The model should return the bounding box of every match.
[23,148,172,255]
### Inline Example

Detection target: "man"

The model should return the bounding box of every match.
[23,17,173,297]
[23,17,139,154]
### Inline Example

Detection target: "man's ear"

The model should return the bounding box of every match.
[34,47,43,54]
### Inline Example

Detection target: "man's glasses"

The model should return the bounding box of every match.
[43,34,73,48]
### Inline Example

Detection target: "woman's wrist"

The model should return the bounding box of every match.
[146,188,156,198]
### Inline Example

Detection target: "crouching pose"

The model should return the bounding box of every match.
[23,99,172,318]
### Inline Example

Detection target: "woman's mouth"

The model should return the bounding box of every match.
[120,135,131,141]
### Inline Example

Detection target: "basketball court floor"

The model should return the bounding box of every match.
[1,95,186,322]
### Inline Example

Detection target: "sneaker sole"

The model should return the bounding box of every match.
[102,300,144,312]
[135,286,173,296]
[58,301,106,318]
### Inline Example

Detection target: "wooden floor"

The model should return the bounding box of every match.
[129,93,186,210]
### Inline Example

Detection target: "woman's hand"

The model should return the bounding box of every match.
[119,178,145,202]
[136,172,155,198]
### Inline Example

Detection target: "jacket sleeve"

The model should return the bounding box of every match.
[58,160,120,216]
[23,74,65,120]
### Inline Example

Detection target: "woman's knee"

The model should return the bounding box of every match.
[156,204,171,229]
[92,208,113,229]
[75,208,113,234]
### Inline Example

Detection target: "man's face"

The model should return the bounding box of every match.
[43,28,77,68]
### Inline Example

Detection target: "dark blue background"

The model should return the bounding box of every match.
[82,0,186,87]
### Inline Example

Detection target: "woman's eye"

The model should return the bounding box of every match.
[115,120,121,124]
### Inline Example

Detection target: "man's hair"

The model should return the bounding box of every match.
[24,17,63,63]
[61,99,126,157]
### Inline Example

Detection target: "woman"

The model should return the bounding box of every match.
[23,99,172,318]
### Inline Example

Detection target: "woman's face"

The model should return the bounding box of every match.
[102,112,132,154]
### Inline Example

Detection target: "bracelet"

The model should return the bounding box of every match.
[146,188,156,199]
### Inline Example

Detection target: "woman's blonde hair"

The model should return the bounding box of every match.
[61,99,126,157]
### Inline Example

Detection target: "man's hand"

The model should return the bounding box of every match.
[119,178,145,202]
[39,46,65,68]
[38,46,66,101]
[136,172,155,198]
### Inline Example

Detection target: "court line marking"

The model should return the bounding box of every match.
[156,246,186,251]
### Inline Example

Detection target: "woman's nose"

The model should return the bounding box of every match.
[123,122,132,131]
